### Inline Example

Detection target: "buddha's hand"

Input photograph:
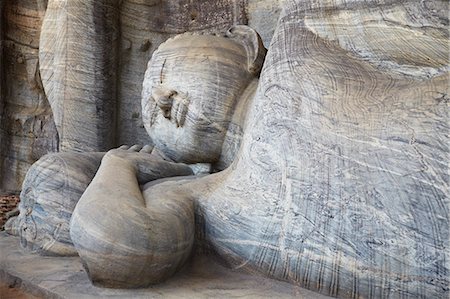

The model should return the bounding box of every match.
[103,145,193,184]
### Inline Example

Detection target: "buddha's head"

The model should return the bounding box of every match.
[142,26,266,164]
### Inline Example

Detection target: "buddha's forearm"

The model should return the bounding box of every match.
[70,153,195,288]
[78,155,146,209]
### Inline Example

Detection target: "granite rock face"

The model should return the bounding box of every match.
[72,0,448,294]
[2,0,449,298]
[38,0,250,153]
[247,0,282,47]
[5,152,104,256]
[115,0,250,147]
[1,0,280,191]
[0,0,58,191]
[188,1,449,297]
[69,29,265,288]
[39,0,120,152]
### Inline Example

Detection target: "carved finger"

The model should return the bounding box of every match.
[140,145,154,153]
[118,145,129,150]
[129,145,143,152]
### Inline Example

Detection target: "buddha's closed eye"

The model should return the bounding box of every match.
[171,93,190,127]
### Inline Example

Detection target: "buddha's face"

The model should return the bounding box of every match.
[142,34,253,163]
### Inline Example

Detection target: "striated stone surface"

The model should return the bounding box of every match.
[71,0,448,294]
[5,152,104,256]
[0,0,58,192]
[2,0,449,298]
[0,232,330,299]
[71,148,195,288]
[247,0,282,47]
[141,28,265,165]
[184,1,449,297]
[116,0,248,147]
[0,0,281,191]
[39,0,249,152]
[70,0,449,296]
[39,0,120,152]
[69,28,266,288]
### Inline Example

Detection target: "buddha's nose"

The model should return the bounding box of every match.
[157,98,172,118]
[152,87,177,119]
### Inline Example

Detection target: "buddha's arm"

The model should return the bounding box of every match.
[70,149,195,288]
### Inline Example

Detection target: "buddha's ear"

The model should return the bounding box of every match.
[226,25,267,76]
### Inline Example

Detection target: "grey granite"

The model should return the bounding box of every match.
[0,0,280,192]
[2,1,448,297]
[0,0,59,192]
[0,232,330,299]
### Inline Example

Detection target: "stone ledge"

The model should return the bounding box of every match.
[0,232,330,298]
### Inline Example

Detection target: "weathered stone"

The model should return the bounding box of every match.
[0,232,330,299]
[38,0,251,152]
[70,28,265,288]
[0,0,281,191]
[184,1,449,297]
[2,0,449,298]
[39,0,120,152]
[74,1,448,296]
[5,152,104,256]
[0,0,58,192]
[248,0,282,47]
[115,0,248,147]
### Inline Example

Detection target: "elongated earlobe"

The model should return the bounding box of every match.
[226,25,267,76]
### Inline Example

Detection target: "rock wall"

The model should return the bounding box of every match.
[116,0,249,146]
[39,0,251,152]
[0,0,58,192]
[1,0,448,297]
[39,0,121,152]
[193,0,449,297]
[247,0,282,47]
[0,0,281,192]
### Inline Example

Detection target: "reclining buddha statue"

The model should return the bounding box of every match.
[6,0,449,297]
[6,25,267,287]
